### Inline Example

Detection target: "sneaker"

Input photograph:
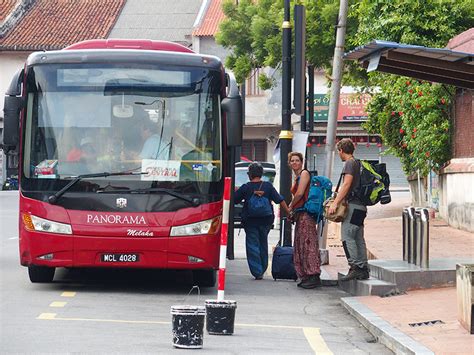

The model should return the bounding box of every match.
[299,274,322,289]
[297,277,307,287]
[360,265,370,280]
[340,266,368,281]
[254,275,263,280]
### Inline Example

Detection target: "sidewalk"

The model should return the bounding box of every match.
[232,201,474,354]
[325,212,474,354]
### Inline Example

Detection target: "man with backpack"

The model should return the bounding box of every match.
[327,138,370,281]
[234,162,291,280]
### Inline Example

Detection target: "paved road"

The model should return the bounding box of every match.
[0,191,392,354]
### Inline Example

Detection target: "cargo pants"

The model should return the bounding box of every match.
[341,202,368,269]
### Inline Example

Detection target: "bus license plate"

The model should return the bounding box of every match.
[101,254,139,262]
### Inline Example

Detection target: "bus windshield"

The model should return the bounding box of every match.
[22,64,222,190]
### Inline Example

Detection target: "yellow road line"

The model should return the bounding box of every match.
[36,313,333,353]
[237,322,303,330]
[49,301,67,308]
[37,313,57,319]
[37,313,313,330]
[61,292,76,297]
[303,327,333,355]
[37,313,169,324]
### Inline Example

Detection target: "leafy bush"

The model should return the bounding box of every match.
[364,77,454,176]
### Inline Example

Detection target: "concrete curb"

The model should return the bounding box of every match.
[341,297,434,355]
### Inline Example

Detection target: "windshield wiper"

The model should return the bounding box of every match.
[129,188,200,206]
[48,170,144,204]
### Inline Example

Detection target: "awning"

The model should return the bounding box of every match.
[344,40,474,89]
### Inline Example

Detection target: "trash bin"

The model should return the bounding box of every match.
[205,300,237,335]
[170,305,206,348]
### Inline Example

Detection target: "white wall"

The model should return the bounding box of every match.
[408,158,474,232]
[440,171,474,232]
[196,36,229,62]
[0,52,29,115]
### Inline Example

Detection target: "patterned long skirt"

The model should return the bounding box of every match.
[293,212,321,279]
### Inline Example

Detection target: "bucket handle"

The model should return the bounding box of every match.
[183,285,201,304]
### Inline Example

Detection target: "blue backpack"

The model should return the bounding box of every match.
[303,175,333,222]
[247,182,273,218]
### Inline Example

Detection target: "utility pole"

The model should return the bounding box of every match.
[324,0,349,180]
[294,4,306,132]
[308,65,314,134]
[280,0,292,246]
[322,0,349,255]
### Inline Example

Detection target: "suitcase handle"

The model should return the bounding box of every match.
[279,217,287,247]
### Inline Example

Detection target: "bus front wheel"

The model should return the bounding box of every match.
[28,265,55,283]
[193,269,216,287]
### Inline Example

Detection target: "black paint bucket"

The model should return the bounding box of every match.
[170,305,206,349]
[205,300,237,335]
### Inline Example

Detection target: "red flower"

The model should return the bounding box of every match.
[399,111,403,116]
[418,91,423,96]
[425,152,430,157]
[441,98,446,104]
[406,81,411,86]
[413,128,417,133]
[411,134,416,139]
[399,129,405,134]
[391,111,396,116]
[415,104,421,109]
[408,89,413,94]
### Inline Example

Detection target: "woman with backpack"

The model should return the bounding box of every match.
[234,162,290,280]
[288,152,322,289]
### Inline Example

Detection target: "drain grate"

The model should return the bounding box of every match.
[409,320,445,327]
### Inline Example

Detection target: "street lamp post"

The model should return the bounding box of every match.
[280,0,293,246]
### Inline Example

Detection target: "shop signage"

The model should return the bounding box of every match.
[307,93,371,122]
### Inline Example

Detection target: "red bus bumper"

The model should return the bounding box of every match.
[20,230,220,270]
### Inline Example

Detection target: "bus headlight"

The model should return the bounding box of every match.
[170,216,221,236]
[22,214,72,235]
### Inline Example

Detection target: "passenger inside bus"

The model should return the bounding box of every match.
[66,136,96,162]
[139,118,169,160]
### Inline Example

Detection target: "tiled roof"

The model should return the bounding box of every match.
[192,0,225,37]
[109,0,203,45]
[447,27,474,54]
[0,0,18,23]
[0,0,126,51]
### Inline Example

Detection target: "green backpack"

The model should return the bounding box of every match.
[353,160,391,206]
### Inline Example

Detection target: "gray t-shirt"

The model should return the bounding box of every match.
[342,158,361,203]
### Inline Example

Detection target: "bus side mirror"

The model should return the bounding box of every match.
[222,72,242,147]
[2,69,24,152]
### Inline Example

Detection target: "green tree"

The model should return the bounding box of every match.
[216,0,349,87]
[216,0,277,85]
[354,0,474,175]
[217,0,474,176]
[364,78,454,176]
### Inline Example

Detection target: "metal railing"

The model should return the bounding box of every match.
[402,207,430,268]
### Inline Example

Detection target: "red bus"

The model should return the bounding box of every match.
[2,39,242,286]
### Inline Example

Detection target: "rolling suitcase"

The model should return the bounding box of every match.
[271,218,297,281]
